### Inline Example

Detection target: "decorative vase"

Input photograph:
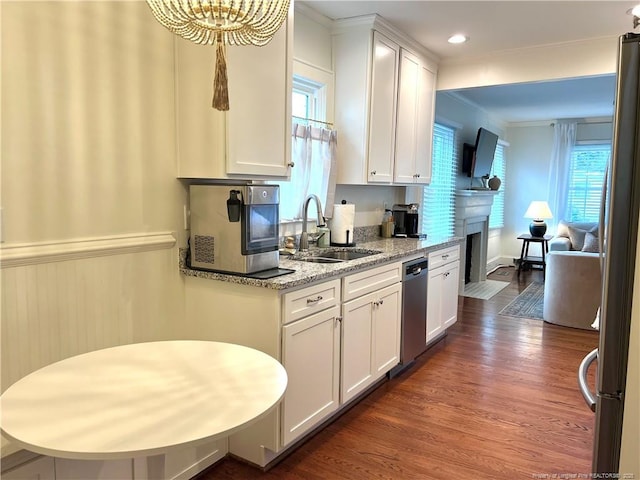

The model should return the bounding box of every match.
[488,175,501,191]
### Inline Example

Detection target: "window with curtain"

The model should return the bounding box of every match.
[421,122,457,238]
[278,68,337,221]
[489,142,506,229]
[566,143,610,222]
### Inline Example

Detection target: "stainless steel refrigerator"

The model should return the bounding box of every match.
[578,32,640,474]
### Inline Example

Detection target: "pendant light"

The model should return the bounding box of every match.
[146,0,290,111]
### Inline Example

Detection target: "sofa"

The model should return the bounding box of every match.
[543,221,602,330]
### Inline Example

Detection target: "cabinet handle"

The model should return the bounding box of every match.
[370,170,377,176]
[287,161,295,168]
[442,254,449,260]
[373,299,384,307]
[336,316,342,323]
[306,295,323,305]
[444,272,450,278]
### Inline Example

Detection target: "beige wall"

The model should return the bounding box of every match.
[1,1,185,245]
[1,1,186,406]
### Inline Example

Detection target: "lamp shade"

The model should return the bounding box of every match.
[524,201,553,220]
[524,201,553,237]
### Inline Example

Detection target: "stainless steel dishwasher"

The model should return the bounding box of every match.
[391,257,429,376]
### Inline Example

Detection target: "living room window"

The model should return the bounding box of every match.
[566,143,611,222]
[489,142,506,229]
[421,122,457,238]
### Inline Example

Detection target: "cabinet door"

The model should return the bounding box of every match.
[341,293,374,403]
[2,456,55,480]
[55,459,133,480]
[394,49,419,184]
[414,61,436,184]
[226,13,292,177]
[342,283,401,403]
[372,283,402,376]
[442,261,460,329]
[281,306,340,446]
[367,31,399,184]
[163,438,227,480]
[395,49,435,185]
[175,10,292,179]
[426,267,444,342]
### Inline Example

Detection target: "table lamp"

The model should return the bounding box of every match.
[524,201,553,237]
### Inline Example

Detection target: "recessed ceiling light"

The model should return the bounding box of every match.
[448,34,468,44]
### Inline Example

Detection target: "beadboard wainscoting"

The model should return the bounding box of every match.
[0,232,182,395]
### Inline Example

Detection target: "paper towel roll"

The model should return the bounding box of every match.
[331,203,355,245]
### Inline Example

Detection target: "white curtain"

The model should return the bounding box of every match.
[280,122,337,220]
[547,121,577,231]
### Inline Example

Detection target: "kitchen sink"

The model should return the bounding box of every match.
[315,250,379,260]
[297,257,344,264]
[290,249,381,263]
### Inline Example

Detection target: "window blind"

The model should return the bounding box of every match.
[567,144,610,222]
[422,123,456,238]
[489,143,506,229]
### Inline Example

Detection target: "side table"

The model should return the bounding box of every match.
[517,234,552,278]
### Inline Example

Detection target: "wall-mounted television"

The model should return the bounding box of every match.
[462,127,499,178]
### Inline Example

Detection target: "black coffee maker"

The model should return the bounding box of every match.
[392,204,420,238]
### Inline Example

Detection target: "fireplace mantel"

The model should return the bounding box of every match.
[455,190,498,290]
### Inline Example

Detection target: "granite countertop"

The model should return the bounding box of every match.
[180,236,463,291]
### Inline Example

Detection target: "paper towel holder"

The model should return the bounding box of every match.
[330,229,356,247]
[330,200,356,247]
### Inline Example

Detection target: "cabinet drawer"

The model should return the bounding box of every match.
[428,245,460,270]
[283,279,341,325]
[342,262,402,302]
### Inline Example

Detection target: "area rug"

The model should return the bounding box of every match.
[499,282,544,320]
[462,279,510,300]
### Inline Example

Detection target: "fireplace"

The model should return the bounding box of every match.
[455,190,497,290]
[465,233,481,284]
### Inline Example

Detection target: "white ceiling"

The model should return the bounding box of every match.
[300,1,638,123]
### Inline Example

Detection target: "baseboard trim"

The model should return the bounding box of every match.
[1,232,176,268]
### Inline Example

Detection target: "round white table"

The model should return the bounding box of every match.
[0,341,287,461]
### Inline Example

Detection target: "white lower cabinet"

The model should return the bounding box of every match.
[161,439,227,480]
[281,306,341,446]
[181,262,402,468]
[426,246,461,343]
[2,456,55,480]
[3,440,227,480]
[341,282,402,403]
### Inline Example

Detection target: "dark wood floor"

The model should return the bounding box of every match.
[199,267,599,480]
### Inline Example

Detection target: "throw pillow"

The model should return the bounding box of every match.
[582,232,600,253]
[567,225,588,250]
[556,220,571,239]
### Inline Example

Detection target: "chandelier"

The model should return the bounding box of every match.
[146,0,290,110]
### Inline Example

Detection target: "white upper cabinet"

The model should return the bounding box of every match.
[394,48,437,185]
[175,6,293,179]
[333,16,438,185]
[367,32,399,183]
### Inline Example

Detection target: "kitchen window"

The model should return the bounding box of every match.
[566,143,610,222]
[278,62,336,222]
[421,122,457,238]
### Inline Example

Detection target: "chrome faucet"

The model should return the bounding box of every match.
[299,194,325,251]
